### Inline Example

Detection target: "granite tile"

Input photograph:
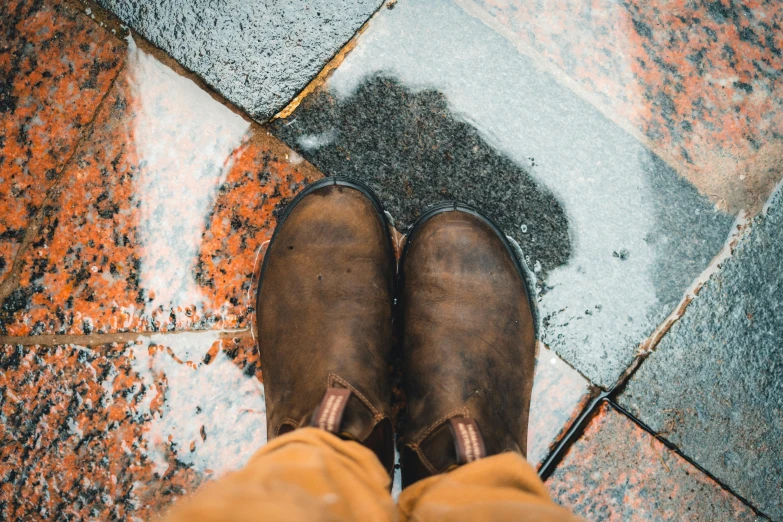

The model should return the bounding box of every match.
[0,0,125,284]
[95,0,383,121]
[0,333,265,520]
[0,40,321,336]
[465,0,783,215]
[619,186,783,519]
[271,0,735,388]
[547,403,763,522]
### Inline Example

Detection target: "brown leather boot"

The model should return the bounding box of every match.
[256,177,395,474]
[398,203,538,487]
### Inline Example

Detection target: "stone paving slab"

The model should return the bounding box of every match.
[0,334,265,520]
[528,344,592,468]
[547,403,765,522]
[467,0,783,215]
[0,0,124,285]
[95,0,383,121]
[0,335,589,519]
[271,0,734,388]
[619,187,783,520]
[0,40,320,336]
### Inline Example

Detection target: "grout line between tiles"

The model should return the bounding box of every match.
[609,400,772,520]
[538,208,760,486]
[0,327,253,348]
[539,396,771,519]
[537,389,609,480]
[0,53,128,307]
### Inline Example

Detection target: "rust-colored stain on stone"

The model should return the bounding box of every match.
[546,403,760,521]
[0,0,124,284]
[468,0,783,214]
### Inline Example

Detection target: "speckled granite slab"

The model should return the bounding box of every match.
[547,403,764,522]
[95,0,383,121]
[0,334,265,520]
[467,0,783,215]
[0,0,124,285]
[619,187,783,520]
[271,0,735,389]
[0,40,320,336]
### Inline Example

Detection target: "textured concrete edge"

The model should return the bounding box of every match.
[273,0,393,120]
[75,0,265,125]
[70,0,131,39]
[77,0,389,125]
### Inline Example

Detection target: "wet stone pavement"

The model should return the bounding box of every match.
[1,0,782,520]
[94,0,384,121]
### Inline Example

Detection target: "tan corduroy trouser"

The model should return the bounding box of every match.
[164,427,579,522]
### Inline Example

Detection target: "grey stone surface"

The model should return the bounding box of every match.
[272,0,733,388]
[96,0,382,120]
[619,187,783,520]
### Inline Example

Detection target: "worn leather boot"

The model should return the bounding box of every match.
[398,203,538,487]
[256,177,395,474]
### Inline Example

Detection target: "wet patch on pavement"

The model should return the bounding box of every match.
[271,0,735,389]
[274,75,572,275]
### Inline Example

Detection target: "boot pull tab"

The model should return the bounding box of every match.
[312,388,352,433]
[447,417,487,465]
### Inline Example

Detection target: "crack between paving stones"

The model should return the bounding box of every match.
[609,401,774,520]
[0,327,253,348]
[539,397,772,519]
[611,210,753,396]
[538,211,758,492]
[272,0,394,121]
[0,53,128,308]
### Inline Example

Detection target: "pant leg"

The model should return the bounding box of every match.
[163,427,395,522]
[397,453,581,522]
